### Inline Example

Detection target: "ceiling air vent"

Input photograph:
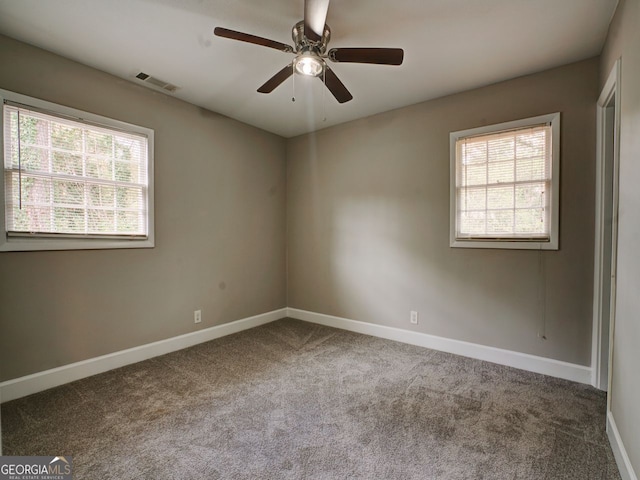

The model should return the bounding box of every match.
[135,72,178,93]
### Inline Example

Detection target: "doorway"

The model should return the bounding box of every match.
[591,59,620,394]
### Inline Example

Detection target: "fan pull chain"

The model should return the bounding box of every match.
[291,64,296,102]
[538,249,547,340]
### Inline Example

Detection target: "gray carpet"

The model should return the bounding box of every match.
[2,318,620,479]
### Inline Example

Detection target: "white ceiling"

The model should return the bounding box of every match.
[0,0,617,138]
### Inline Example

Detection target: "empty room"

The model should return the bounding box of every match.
[0,0,638,478]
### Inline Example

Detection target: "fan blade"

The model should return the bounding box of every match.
[328,48,404,65]
[321,67,353,103]
[304,0,330,42]
[258,64,294,93]
[214,27,293,53]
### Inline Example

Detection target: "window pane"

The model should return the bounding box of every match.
[85,130,113,156]
[487,210,513,235]
[462,141,486,164]
[87,209,115,233]
[117,210,143,233]
[52,151,82,176]
[116,186,143,209]
[51,122,82,151]
[3,103,149,239]
[88,184,115,207]
[453,120,554,243]
[18,146,49,172]
[462,164,487,186]
[516,131,546,158]
[488,160,514,184]
[488,137,514,162]
[8,173,51,208]
[19,114,50,148]
[115,160,142,183]
[53,180,84,206]
[515,183,545,209]
[460,186,486,211]
[516,157,546,182]
[115,137,137,161]
[515,208,545,235]
[487,185,513,210]
[54,207,85,233]
[12,206,52,232]
[86,157,113,180]
[459,211,486,235]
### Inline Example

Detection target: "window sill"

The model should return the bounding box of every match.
[450,238,558,250]
[0,236,155,252]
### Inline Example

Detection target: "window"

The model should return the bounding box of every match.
[450,113,560,250]
[1,89,154,251]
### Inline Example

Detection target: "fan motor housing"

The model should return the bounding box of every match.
[292,20,331,54]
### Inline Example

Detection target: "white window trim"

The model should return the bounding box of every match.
[0,89,155,252]
[449,113,560,250]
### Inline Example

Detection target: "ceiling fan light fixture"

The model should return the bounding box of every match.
[294,53,324,77]
[214,0,404,103]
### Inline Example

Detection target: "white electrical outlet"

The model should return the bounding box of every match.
[410,310,418,325]
[194,309,202,324]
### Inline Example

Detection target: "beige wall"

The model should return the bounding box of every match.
[1,10,635,470]
[0,35,287,381]
[600,0,640,474]
[0,36,602,380]
[287,58,598,366]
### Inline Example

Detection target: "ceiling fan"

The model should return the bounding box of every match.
[214,0,404,103]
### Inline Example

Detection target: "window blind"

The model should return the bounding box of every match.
[3,102,149,239]
[455,124,552,240]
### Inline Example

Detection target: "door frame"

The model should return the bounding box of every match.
[591,58,621,394]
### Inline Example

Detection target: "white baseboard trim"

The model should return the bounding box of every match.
[0,308,287,403]
[0,307,595,403]
[287,308,592,385]
[608,411,639,480]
